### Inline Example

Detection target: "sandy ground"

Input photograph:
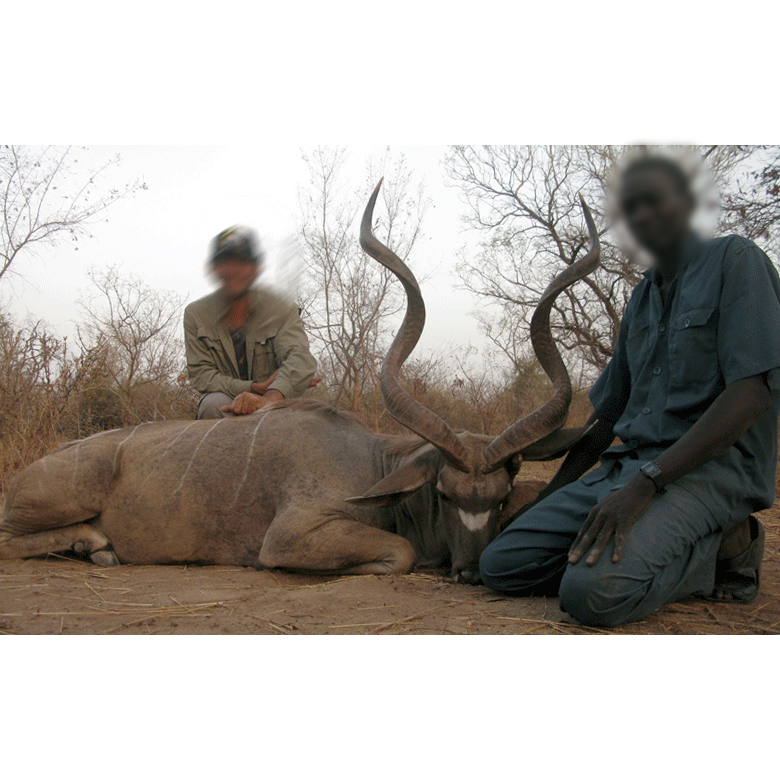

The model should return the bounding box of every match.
[1,498,778,636]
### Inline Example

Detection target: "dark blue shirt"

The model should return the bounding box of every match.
[589,234,780,518]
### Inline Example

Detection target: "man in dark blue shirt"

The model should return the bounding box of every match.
[480,155,780,627]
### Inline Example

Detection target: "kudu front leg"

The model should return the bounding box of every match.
[0,523,119,566]
[258,510,416,576]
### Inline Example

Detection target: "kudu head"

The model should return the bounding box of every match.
[348,181,601,582]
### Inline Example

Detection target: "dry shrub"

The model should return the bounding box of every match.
[307,348,593,440]
[0,314,72,487]
[0,285,197,496]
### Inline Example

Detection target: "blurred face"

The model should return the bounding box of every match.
[212,255,260,299]
[619,168,694,257]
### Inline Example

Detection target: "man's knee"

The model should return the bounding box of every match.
[559,563,645,628]
[479,542,510,592]
[196,392,234,419]
[479,537,562,595]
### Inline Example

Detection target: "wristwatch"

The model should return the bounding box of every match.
[640,461,666,494]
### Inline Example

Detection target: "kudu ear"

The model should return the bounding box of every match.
[520,421,598,462]
[346,451,438,507]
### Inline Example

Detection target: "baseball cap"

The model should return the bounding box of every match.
[210,225,262,264]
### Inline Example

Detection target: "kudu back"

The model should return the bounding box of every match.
[0,183,600,581]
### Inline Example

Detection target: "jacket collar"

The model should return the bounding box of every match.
[212,286,261,321]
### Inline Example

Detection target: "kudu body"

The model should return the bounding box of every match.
[0,184,600,581]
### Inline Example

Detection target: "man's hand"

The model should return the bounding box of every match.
[251,370,280,395]
[222,392,272,416]
[251,372,321,396]
[568,475,656,566]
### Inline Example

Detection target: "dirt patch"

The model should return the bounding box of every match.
[2,501,778,636]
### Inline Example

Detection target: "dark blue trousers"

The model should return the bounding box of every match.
[479,458,724,627]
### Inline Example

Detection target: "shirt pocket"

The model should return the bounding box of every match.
[251,336,277,380]
[669,306,719,386]
[196,326,231,373]
[626,325,650,380]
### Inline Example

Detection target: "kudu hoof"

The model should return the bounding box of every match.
[90,548,120,567]
[454,570,482,585]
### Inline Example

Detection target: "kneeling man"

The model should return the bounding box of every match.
[184,226,318,418]
[480,155,780,627]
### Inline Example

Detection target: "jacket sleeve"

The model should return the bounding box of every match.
[184,307,253,397]
[267,306,318,399]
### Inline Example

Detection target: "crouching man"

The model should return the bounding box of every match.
[480,155,780,628]
[184,225,318,419]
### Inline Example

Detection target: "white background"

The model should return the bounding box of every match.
[3,2,779,778]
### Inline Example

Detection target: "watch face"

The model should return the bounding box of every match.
[641,462,665,490]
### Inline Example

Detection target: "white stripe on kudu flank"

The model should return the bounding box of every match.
[173,418,224,494]
[139,420,199,489]
[85,429,115,441]
[229,413,268,509]
[70,442,81,489]
[112,426,140,475]
[458,508,491,532]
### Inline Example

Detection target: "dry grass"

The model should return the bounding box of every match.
[1,514,777,635]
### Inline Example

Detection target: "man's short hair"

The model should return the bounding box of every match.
[621,155,693,199]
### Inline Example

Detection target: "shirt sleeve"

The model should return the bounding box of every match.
[267,306,318,399]
[589,304,633,424]
[718,239,780,386]
[184,307,253,397]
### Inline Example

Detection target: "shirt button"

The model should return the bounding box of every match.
[653,367,662,375]
[642,407,651,415]
[658,324,666,333]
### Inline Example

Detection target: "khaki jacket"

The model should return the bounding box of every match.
[184,286,317,399]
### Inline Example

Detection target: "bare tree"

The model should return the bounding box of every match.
[445,145,758,375]
[719,145,780,257]
[298,147,429,423]
[77,266,191,425]
[0,145,145,283]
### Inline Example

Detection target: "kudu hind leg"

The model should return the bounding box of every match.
[0,524,119,566]
[259,512,416,576]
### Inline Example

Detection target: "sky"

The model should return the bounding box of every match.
[2,145,490,363]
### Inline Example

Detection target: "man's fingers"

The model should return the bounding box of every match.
[612,528,626,562]
[571,507,598,549]
[585,524,614,566]
[568,508,601,563]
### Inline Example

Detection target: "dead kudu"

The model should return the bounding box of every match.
[0,183,600,582]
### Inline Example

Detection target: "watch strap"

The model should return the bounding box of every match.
[640,461,666,494]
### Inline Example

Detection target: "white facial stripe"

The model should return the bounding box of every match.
[458,508,491,532]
